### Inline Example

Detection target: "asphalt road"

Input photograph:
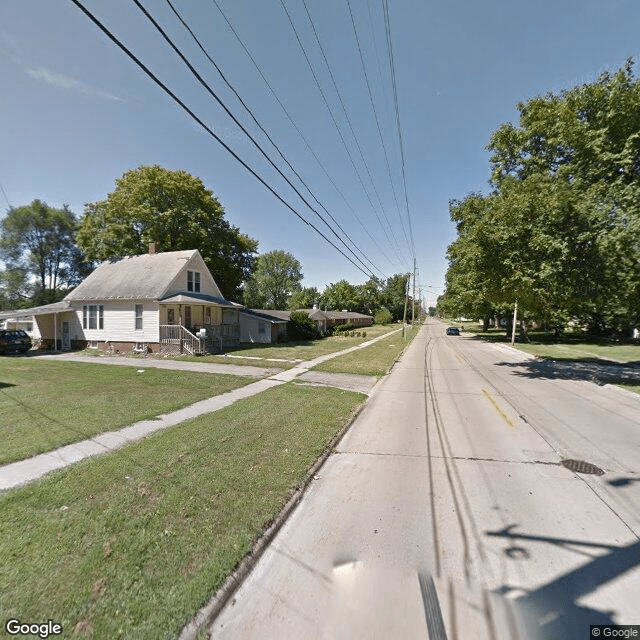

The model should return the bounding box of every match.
[207,320,640,640]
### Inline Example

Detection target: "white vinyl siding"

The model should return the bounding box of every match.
[164,253,222,298]
[71,302,159,342]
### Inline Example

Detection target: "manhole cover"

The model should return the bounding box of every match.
[561,459,604,476]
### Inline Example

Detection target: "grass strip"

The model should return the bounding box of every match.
[0,359,252,465]
[615,383,640,395]
[462,325,640,363]
[312,324,419,376]
[0,383,365,639]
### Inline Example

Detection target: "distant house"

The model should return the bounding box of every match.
[0,246,241,355]
[238,308,373,337]
[239,309,288,344]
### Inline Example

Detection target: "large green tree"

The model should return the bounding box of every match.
[77,165,258,300]
[288,286,320,311]
[443,60,640,335]
[320,280,361,312]
[0,199,87,305]
[242,250,302,310]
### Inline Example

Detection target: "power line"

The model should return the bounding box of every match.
[382,0,416,259]
[164,0,384,278]
[344,0,411,260]
[209,0,395,271]
[299,0,407,266]
[69,0,373,279]
[0,181,11,210]
[279,0,406,267]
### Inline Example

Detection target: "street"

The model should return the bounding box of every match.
[207,320,640,639]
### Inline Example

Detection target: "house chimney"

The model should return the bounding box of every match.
[149,242,160,254]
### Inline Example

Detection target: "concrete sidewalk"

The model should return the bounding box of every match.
[1,328,401,490]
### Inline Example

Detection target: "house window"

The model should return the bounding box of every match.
[135,304,143,330]
[167,308,175,325]
[83,305,104,330]
[187,270,201,293]
[205,307,211,325]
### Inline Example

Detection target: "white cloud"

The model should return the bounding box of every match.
[25,65,124,102]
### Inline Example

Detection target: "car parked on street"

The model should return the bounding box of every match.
[0,329,32,354]
[446,327,460,336]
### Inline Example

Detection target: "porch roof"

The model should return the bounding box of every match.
[0,300,72,320]
[159,292,241,308]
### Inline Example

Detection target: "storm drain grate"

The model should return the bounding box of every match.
[561,459,604,476]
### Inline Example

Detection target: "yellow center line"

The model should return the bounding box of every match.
[482,389,515,428]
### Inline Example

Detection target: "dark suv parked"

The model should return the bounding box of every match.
[0,329,32,354]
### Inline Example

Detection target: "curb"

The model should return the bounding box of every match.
[603,383,640,403]
[177,399,369,640]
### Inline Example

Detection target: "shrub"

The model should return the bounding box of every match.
[374,307,393,325]
[287,311,319,341]
[362,331,366,337]
[334,322,355,333]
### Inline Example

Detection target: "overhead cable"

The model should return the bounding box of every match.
[69,0,374,279]
[383,0,416,259]
[299,0,406,266]
[279,0,405,267]
[164,0,383,278]
[344,0,411,260]
[210,0,394,272]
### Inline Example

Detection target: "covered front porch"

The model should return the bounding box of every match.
[158,293,241,355]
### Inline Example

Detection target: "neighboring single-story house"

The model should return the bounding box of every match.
[0,246,241,355]
[239,309,289,344]
[237,308,373,336]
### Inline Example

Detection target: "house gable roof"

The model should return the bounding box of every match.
[64,250,216,302]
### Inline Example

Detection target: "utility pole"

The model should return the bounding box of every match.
[411,258,416,325]
[402,272,410,338]
[511,300,518,346]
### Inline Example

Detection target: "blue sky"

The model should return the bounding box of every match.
[1,0,639,306]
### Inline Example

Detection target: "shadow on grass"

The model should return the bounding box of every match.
[493,357,640,386]
[0,382,15,389]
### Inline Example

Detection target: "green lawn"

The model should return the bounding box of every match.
[214,324,399,361]
[0,384,365,640]
[463,325,640,363]
[0,359,252,465]
[312,324,420,376]
[514,341,640,363]
[617,383,640,395]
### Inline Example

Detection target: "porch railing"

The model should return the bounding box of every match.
[159,324,202,355]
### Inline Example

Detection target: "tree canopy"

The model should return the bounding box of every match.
[441,60,640,335]
[0,199,90,306]
[242,250,302,310]
[76,165,258,300]
[288,286,320,311]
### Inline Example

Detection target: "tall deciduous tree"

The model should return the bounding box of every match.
[0,199,85,304]
[443,60,640,335]
[288,286,320,311]
[76,165,258,300]
[242,250,302,310]
[320,280,360,312]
